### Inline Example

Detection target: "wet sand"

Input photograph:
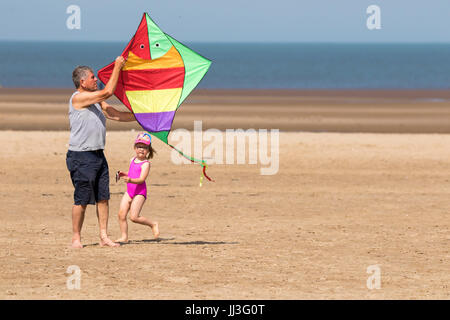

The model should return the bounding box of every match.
[0,89,449,299]
[2,88,450,133]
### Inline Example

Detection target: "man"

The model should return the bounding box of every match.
[66,56,135,248]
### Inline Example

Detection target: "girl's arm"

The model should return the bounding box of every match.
[117,157,133,180]
[126,162,150,184]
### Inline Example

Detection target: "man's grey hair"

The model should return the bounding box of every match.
[72,66,94,88]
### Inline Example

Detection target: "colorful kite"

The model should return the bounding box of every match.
[98,12,212,183]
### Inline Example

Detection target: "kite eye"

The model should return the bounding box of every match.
[155,43,160,47]
[140,44,145,49]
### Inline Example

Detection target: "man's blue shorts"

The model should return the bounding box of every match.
[66,150,110,205]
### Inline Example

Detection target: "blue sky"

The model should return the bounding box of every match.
[1,0,449,42]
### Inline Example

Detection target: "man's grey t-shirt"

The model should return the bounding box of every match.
[68,91,106,151]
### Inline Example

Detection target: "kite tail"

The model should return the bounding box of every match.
[168,143,214,186]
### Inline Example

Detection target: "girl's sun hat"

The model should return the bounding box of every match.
[135,132,151,145]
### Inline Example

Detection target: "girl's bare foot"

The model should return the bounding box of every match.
[71,239,83,249]
[151,222,160,239]
[114,237,129,243]
[100,237,120,247]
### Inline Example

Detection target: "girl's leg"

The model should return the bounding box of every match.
[115,193,132,242]
[129,195,160,239]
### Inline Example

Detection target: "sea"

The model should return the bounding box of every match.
[0,41,450,89]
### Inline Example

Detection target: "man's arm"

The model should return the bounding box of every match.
[72,56,126,109]
[100,101,136,122]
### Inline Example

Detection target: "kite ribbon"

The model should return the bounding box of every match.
[168,143,214,186]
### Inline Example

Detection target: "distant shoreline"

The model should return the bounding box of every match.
[2,88,450,133]
[2,87,450,100]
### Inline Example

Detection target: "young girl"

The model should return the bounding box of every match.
[115,132,159,243]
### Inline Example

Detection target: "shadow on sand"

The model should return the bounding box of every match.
[84,238,238,247]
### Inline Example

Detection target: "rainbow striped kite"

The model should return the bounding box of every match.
[98,13,212,182]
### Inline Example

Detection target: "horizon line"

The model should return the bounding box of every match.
[1,39,450,45]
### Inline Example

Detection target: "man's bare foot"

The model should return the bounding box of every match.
[114,237,129,243]
[71,239,83,249]
[151,222,160,239]
[100,237,120,247]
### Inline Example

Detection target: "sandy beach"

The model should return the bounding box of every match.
[1,88,450,299]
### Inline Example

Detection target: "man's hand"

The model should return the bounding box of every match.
[115,56,126,69]
[100,101,136,122]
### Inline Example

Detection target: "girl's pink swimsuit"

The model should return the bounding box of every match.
[127,157,149,199]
